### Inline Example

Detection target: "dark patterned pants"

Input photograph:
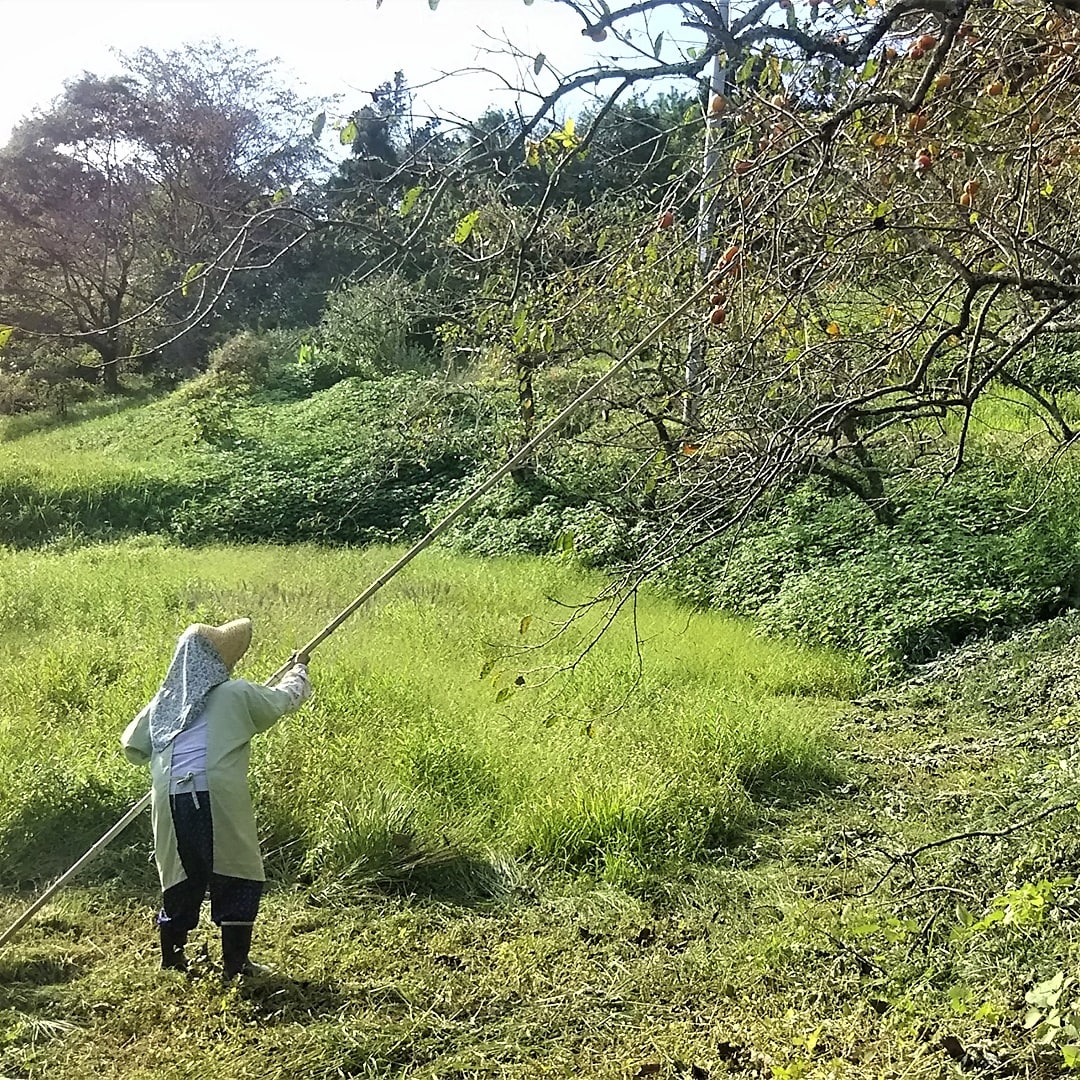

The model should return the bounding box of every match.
[157,793,263,932]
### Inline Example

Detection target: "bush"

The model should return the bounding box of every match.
[662,462,1080,670]
[206,330,273,388]
[302,274,435,389]
[0,345,100,417]
[170,447,474,546]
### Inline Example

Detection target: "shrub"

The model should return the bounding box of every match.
[302,273,435,389]
[663,460,1080,670]
[206,330,273,388]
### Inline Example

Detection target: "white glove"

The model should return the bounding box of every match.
[277,663,312,711]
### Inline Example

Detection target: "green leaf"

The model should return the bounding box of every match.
[519,615,533,635]
[312,111,326,140]
[478,656,497,680]
[736,52,757,87]
[181,262,206,298]
[1062,1045,1080,1068]
[652,32,664,55]
[495,686,512,703]
[452,209,481,244]
[0,325,12,351]
[428,0,439,8]
[399,185,423,217]
[643,448,665,496]
[533,52,546,74]
[272,186,291,205]
[340,120,358,146]
[1027,973,1067,1009]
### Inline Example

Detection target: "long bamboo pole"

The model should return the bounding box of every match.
[0,276,714,950]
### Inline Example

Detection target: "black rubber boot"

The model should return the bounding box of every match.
[159,924,188,972]
[221,923,270,980]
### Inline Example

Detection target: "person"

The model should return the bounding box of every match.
[121,618,311,979]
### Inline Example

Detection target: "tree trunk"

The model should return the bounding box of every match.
[683,34,729,430]
[512,354,537,484]
[87,337,121,395]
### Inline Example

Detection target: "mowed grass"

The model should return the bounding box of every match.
[0,540,863,893]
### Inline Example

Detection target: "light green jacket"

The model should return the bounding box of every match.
[121,680,296,891]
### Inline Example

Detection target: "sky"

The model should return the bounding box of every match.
[0,0,703,142]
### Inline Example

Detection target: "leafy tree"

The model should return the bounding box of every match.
[0,41,322,390]
[407,0,1080,561]
[0,76,153,391]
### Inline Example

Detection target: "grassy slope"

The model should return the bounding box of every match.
[4,395,1080,1076]
[0,377,431,486]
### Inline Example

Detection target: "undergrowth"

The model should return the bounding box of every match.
[5,375,1080,675]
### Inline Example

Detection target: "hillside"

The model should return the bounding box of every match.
[2,380,1080,1075]
[5,371,1080,671]
[2,540,1080,1076]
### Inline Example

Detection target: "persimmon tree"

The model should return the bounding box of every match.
[390,0,1080,578]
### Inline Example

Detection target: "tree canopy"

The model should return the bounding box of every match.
[3,0,1080,563]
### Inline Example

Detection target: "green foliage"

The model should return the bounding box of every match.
[303,274,435,388]
[171,445,473,545]
[0,475,188,547]
[0,372,501,548]
[206,330,274,389]
[665,457,1080,669]
[0,343,101,417]
[429,477,637,566]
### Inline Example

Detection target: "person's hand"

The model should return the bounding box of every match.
[290,649,310,667]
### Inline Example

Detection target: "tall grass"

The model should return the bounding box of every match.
[0,540,863,890]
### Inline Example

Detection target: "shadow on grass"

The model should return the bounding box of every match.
[0,777,149,889]
[0,955,88,987]
[739,751,846,812]
[230,971,351,1024]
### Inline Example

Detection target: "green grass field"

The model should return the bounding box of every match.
[6,388,1080,1077]
[0,540,862,891]
[3,541,1080,1077]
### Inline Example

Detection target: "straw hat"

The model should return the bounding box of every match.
[188,618,253,672]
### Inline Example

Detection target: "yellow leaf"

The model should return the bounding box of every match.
[826,322,841,336]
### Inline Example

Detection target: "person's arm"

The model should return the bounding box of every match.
[240,664,313,733]
[120,705,153,765]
